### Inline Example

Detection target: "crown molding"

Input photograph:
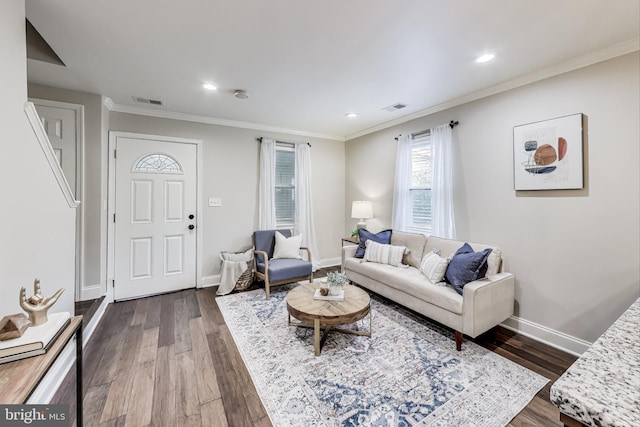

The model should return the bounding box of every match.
[346,37,640,141]
[103,98,345,142]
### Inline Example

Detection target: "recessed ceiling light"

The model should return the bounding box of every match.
[475,53,495,63]
[202,83,217,91]
[345,112,358,119]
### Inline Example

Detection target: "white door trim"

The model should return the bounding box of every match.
[28,98,84,301]
[107,131,203,303]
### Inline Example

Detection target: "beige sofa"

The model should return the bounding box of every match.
[342,231,514,350]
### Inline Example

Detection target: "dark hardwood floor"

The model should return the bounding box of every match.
[53,269,577,426]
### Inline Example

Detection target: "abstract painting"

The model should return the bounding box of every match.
[513,113,584,190]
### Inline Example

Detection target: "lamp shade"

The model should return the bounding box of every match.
[351,201,373,220]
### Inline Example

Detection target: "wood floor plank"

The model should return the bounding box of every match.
[174,296,192,354]
[151,344,177,427]
[200,398,229,427]
[185,289,202,319]
[509,396,563,427]
[220,324,269,422]
[130,297,150,326]
[196,289,221,335]
[100,415,127,427]
[124,327,159,427]
[189,317,222,404]
[82,383,111,427]
[157,293,176,348]
[86,302,131,387]
[207,331,254,427]
[100,324,144,423]
[175,350,200,424]
[89,324,127,387]
[144,296,162,330]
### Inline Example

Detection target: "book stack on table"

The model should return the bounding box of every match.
[0,312,71,364]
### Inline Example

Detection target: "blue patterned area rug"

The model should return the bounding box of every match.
[216,284,548,427]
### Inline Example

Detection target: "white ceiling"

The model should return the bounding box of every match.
[25,0,640,141]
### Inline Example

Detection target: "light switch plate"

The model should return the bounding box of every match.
[208,197,222,207]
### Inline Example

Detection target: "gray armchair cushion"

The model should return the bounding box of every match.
[256,258,312,282]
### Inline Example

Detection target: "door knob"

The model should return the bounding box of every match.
[188,224,195,230]
[189,214,195,220]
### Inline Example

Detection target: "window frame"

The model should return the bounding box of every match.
[274,143,295,228]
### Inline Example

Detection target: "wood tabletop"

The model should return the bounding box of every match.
[286,283,370,327]
[0,315,83,403]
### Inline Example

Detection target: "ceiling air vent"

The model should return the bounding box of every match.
[132,96,163,106]
[382,102,408,112]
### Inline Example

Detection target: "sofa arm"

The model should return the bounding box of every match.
[462,272,515,338]
[341,245,358,271]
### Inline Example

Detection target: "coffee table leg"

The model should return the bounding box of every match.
[314,319,320,356]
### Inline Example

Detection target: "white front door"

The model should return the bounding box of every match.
[114,136,197,300]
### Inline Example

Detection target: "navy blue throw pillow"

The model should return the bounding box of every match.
[354,229,392,258]
[445,243,493,295]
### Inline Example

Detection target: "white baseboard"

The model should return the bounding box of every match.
[500,315,591,356]
[80,283,102,301]
[318,257,341,268]
[83,297,108,343]
[200,274,220,288]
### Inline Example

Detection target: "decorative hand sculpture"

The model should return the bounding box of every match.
[19,278,64,326]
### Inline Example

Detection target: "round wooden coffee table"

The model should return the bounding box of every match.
[286,282,371,356]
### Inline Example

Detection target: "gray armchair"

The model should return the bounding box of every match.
[253,229,313,299]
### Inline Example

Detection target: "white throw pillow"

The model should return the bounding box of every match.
[363,240,408,267]
[420,251,450,284]
[272,231,303,259]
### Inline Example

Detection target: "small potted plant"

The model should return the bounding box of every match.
[326,271,349,296]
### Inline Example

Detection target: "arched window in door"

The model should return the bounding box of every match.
[133,153,183,174]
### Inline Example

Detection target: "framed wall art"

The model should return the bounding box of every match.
[513,113,584,190]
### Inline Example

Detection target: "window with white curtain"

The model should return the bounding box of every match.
[409,136,432,232]
[275,144,295,227]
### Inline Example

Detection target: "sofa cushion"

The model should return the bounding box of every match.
[344,258,462,314]
[427,236,502,276]
[390,230,427,268]
[355,229,392,258]
[445,243,492,295]
[419,251,450,284]
[363,240,407,267]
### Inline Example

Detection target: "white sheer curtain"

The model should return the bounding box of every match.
[294,144,320,270]
[430,124,456,238]
[258,138,276,229]
[391,134,413,231]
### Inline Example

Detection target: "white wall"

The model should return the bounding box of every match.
[346,52,640,351]
[0,1,75,322]
[108,112,346,284]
